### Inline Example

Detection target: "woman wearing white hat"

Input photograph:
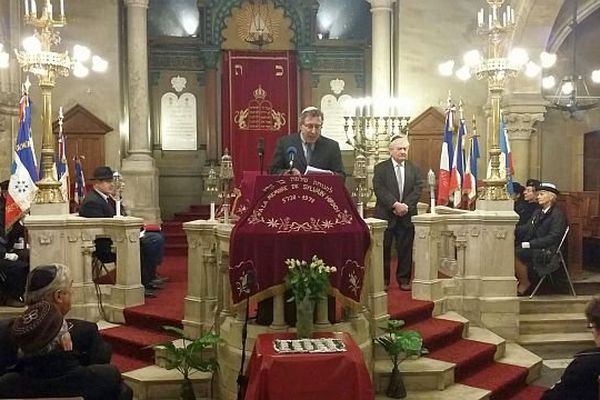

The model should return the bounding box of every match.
[514,183,567,296]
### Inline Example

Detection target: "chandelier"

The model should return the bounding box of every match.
[543,0,600,115]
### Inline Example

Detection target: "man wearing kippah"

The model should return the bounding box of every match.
[0,300,132,400]
[0,263,111,376]
[269,106,345,177]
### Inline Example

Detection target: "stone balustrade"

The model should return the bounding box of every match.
[25,214,145,323]
[412,205,520,339]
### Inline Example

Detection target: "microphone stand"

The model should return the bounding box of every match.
[236,274,254,400]
[258,152,264,175]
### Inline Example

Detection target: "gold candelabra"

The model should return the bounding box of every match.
[15,0,69,204]
[344,114,410,207]
[474,0,519,201]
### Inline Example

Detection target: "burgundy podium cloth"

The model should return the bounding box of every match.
[244,332,374,400]
[229,175,371,305]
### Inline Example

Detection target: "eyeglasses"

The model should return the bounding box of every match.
[303,123,322,131]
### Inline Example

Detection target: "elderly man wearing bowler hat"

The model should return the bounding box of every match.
[514,182,567,296]
[79,166,166,298]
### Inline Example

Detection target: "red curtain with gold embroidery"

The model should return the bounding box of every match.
[222,50,298,182]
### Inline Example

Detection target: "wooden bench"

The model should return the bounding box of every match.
[559,191,600,275]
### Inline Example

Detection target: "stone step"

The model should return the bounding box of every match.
[375,383,490,400]
[123,365,212,400]
[497,342,543,383]
[465,326,506,361]
[518,331,595,359]
[374,357,455,392]
[520,295,592,314]
[520,313,589,335]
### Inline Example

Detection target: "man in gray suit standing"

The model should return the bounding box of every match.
[373,136,422,291]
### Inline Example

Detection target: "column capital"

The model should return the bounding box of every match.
[503,112,545,141]
[367,0,396,10]
[124,0,149,8]
[298,49,317,70]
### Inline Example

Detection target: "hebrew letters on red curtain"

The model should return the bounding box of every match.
[222,50,298,182]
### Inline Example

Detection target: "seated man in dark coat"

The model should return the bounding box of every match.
[542,296,600,400]
[0,180,29,307]
[0,300,132,400]
[515,178,541,230]
[514,183,567,295]
[78,166,166,297]
[0,263,111,376]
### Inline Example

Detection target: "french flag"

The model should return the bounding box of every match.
[436,106,454,205]
[449,119,465,207]
[499,117,514,195]
[463,134,480,203]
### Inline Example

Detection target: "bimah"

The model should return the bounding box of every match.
[229,175,371,316]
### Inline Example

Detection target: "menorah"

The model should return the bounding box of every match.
[344,114,410,207]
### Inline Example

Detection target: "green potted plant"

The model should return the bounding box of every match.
[373,319,428,399]
[285,255,337,338]
[152,326,222,400]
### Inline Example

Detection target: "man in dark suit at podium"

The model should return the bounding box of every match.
[373,135,422,291]
[269,106,345,178]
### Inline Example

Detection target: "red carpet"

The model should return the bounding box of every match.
[386,262,545,400]
[102,242,547,398]
[101,255,187,372]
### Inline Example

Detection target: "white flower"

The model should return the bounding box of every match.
[330,267,337,273]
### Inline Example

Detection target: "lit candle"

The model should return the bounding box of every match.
[502,11,506,27]
[47,0,52,19]
[59,105,63,117]
[357,202,364,219]
[60,0,64,17]
[210,202,216,221]
[31,0,36,16]
[24,0,29,16]
[477,9,483,27]
[488,13,492,29]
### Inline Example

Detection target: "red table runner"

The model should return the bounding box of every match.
[229,175,371,305]
[244,332,374,400]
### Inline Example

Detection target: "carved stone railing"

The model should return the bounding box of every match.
[25,215,145,323]
[412,205,520,339]
[183,218,388,400]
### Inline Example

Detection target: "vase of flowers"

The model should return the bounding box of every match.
[285,256,337,338]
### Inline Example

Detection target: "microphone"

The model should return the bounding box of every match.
[257,137,265,175]
[257,137,265,158]
[286,146,297,171]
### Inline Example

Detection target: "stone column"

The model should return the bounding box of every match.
[201,49,219,163]
[504,111,545,183]
[503,94,546,183]
[368,0,395,115]
[0,0,22,179]
[298,49,316,110]
[121,0,160,223]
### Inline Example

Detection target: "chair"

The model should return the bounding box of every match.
[529,226,577,298]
